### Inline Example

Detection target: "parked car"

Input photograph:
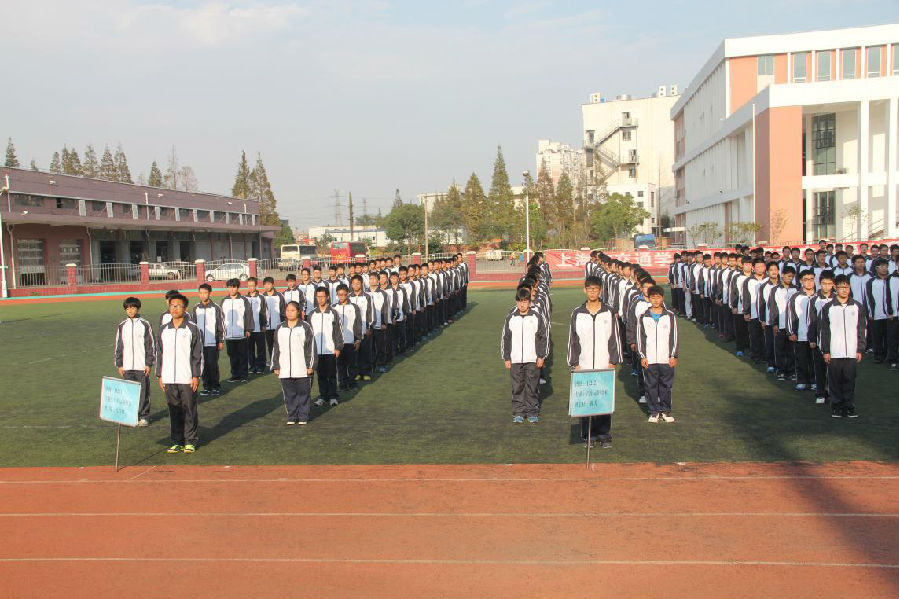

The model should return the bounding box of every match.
[148,263,183,280]
[205,262,250,282]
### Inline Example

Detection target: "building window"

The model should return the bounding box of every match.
[55,198,75,210]
[867,46,881,78]
[893,45,899,75]
[813,191,835,240]
[757,55,774,76]
[628,167,637,179]
[637,190,644,197]
[622,130,632,141]
[13,194,43,208]
[817,51,831,81]
[841,48,856,79]
[90,200,106,213]
[793,52,807,82]
[812,113,836,176]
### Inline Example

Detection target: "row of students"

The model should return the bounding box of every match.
[773,242,898,275]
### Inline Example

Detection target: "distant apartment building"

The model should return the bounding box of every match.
[582,86,680,234]
[307,225,390,247]
[671,24,898,246]
[535,140,585,192]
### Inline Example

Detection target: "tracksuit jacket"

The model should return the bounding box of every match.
[767,284,798,330]
[567,303,623,370]
[310,306,345,355]
[221,294,254,340]
[263,291,286,331]
[501,309,549,363]
[865,277,894,320]
[786,292,818,343]
[333,302,363,344]
[245,291,268,334]
[114,316,155,370]
[155,319,204,384]
[636,308,679,364]
[270,321,317,378]
[349,292,374,334]
[191,301,225,347]
[818,298,867,358]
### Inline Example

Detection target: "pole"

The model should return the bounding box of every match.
[114,424,121,472]
[525,187,531,264]
[424,195,429,261]
[0,174,9,298]
[585,418,591,469]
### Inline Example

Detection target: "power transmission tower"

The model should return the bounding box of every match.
[348,191,354,240]
[362,197,369,224]
[333,189,342,226]
[393,188,402,208]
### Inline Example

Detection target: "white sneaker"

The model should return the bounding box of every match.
[136,418,149,427]
[539,378,547,385]
[638,395,647,404]
[297,421,307,425]
[815,396,826,405]
[329,398,339,407]
[286,421,296,425]
[647,414,659,423]
[314,398,325,407]
[661,413,676,423]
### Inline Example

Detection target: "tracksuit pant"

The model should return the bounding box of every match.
[748,319,764,362]
[691,293,702,321]
[774,330,794,376]
[672,288,683,314]
[246,331,266,372]
[265,329,277,363]
[122,370,151,419]
[828,358,857,411]
[631,351,645,397]
[373,328,388,370]
[406,317,415,349]
[510,362,539,418]
[316,354,338,400]
[394,320,407,354]
[165,383,198,445]
[201,346,221,391]
[794,341,813,386]
[683,289,693,319]
[734,313,748,353]
[869,319,888,362]
[281,377,311,422]
[764,325,776,368]
[337,343,356,389]
[356,334,373,376]
[644,363,674,415]
[226,338,248,380]
[813,348,829,399]
[386,324,396,362]
[888,319,899,364]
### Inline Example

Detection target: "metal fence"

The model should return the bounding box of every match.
[475,250,525,274]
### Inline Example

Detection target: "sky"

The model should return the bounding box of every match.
[2,0,896,230]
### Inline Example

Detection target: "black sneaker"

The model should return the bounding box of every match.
[831,407,842,418]
[199,389,211,396]
[845,407,858,418]
[211,389,221,396]
[600,439,613,449]
[226,378,240,383]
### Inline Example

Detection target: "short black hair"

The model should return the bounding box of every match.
[647,285,665,298]
[798,269,815,279]
[226,278,240,288]
[164,289,180,300]
[286,273,297,281]
[336,283,349,294]
[818,270,834,282]
[262,276,275,284]
[247,276,258,283]
[122,296,141,310]
[833,274,850,286]
[198,283,212,292]
[350,274,363,284]
[782,266,796,276]
[584,276,602,289]
[515,287,531,302]
[168,293,189,307]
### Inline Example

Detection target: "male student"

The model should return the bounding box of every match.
[787,270,818,393]
[349,274,374,381]
[270,301,316,426]
[809,271,836,405]
[567,276,622,449]
[221,278,253,383]
[502,286,549,423]
[368,272,390,374]
[310,287,344,407]
[819,275,867,418]
[758,261,781,373]
[244,277,268,374]
[261,276,286,363]
[743,258,768,363]
[625,278,653,404]
[637,285,678,423]
[768,265,798,381]
[333,284,362,390]
[160,289,191,329]
[865,258,894,364]
[114,297,155,427]
[889,269,899,370]
[296,270,316,317]
[156,293,203,454]
[730,256,752,357]
[192,283,224,396]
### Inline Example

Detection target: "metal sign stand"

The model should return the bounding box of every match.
[115,424,122,472]
[585,418,591,469]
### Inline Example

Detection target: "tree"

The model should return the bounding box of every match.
[273,220,296,248]
[487,146,517,240]
[250,153,280,226]
[231,150,252,199]
[687,222,723,246]
[60,146,70,174]
[49,151,61,174]
[99,146,117,180]
[178,166,198,192]
[589,192,650,242]
[553,172,576,247]
[462,172,488,243]
[383,203,424,252]
[725,221,761,245]
[114,144,133,183]
[29,159,38,171]
[5,138,19,167]
[431,184,465,244]
[534,163,556,242]
[63,147,82,176]
[82,145,100,178]
[148,161,163,187]
[164,145,179,189]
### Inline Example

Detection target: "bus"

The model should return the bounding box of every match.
[330,241,368,263]
[278,244,318,270]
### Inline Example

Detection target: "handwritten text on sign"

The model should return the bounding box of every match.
[568,369,616,417]
[99,377,141,427]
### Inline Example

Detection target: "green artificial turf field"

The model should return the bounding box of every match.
[0,287,896,467]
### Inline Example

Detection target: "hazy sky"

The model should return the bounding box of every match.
[2,1,895,229]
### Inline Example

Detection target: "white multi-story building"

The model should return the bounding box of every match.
[582,86,680,234]
[671,23,898,246]
[307,225,390,247]
[535,140,585,192]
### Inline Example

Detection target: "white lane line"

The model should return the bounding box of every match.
[0,512,895,518]
[0,557,895,568]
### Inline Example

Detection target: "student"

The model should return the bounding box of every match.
[114,297,155,427]
[368,272,390,373]
[333,284,362,390]
[326,265,340,305]
[310,287,343,407]
[567,276,622,449]
[389,271,409,355]
[626,278,653,404]
[786,270,818,393]
[379,271,396,363]
[191,284,224,396]
[730,256,752,357]
[349,275,374,381]
[865,258,894,364]
[758,261,781,373]
[221,278,253,383]
[768,266,798,381]
[261,276,286,363]
[637,285,678,423]
[819,275,866,418]
[295,270,315,317]
[832,252,852,277]
[743,258,768,363]
[809,271,836,405]
[501,286,549,423]
[270,301,316,425]
[160,289,191,328]
[156,293,203,454]
[889,270,899,370]
[244,277,268,374]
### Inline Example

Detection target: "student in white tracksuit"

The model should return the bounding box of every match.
[270,301,316,425]
[817,275,867,418]
[114,296,155,425]
[636,286,678,422]
[501,288,549,422]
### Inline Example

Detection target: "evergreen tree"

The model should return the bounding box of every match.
[462,172,488,243]
[29,159,38,171]
[114,144,133,183]
[60,146,71,174]
[487,146,516,240]
[68,148,83,175]
[231,150,252,199]
[148,161,163,187]
[4,138,20,167]
[99,146,117,180]
[554,172,575,247]
[250,153,279,226]
[49,151,61,174]
[82,145,100,178]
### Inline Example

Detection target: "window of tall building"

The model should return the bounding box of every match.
[757,55,774,75]
[622,130,632,141]
[628,167,637,179]
[841,48,856,79]
[867,46,881,78]
[793,52,807,82]
[812,113,836,176]
[893,45,899,75]
[813,191,835,240]
[817,51,831,81]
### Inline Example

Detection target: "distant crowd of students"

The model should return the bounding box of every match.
[113,254,470,454]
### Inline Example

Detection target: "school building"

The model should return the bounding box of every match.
[671,23,899,246]
[0,167,279,296]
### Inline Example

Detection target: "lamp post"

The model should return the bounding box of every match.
[0,174,9,298]
[523,171,531,264]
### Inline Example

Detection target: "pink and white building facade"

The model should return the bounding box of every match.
[671,24,899,246]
